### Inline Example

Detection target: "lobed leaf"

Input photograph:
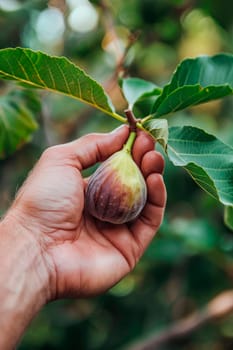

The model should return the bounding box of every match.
[152,54,233,117]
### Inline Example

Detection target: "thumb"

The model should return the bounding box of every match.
[67,125,129,170]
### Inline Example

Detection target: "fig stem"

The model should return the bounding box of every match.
[124,109,138,132]
[124,131,137,153]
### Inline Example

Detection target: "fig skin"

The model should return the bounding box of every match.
[85,146,147,224]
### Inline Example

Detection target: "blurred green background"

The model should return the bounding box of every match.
[0,0,233,349]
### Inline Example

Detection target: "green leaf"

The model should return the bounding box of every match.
[152,54,233,117]
[121,77,162,109]
[0,89,39,159]
[142,118,168,149]
[167,126,233,228]
[0,47,125,122]
[224,206,233,231]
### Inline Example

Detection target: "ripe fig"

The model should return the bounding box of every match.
[85,132,147,224]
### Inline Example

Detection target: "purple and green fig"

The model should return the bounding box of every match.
[85,131,147,224]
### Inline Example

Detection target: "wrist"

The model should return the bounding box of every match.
[0,210,52,348]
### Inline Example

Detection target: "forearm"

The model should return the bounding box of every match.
[0,212,50,349]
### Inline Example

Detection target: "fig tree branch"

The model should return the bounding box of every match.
[126,290,233,350]
[124,109,141,131]
[100,0,139,94]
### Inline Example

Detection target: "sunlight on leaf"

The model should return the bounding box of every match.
[0,47,125,122]
[152,54,233,117]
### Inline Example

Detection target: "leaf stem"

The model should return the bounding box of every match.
[141,114,154,123]
[106,111,127,123]
[136,122,146,131]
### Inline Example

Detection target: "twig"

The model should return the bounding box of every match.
[126,290,233,350]
[100,0,139,92]
[124,109,140,131]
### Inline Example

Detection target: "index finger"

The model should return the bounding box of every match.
[129,173,166,255]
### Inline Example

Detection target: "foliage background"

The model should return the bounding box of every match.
[0,0,233,349]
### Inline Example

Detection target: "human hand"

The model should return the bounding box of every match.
[8,125,166,299]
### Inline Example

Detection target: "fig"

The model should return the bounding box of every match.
[85,133,147,224]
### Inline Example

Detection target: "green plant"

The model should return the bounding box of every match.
[0,47,232,228]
